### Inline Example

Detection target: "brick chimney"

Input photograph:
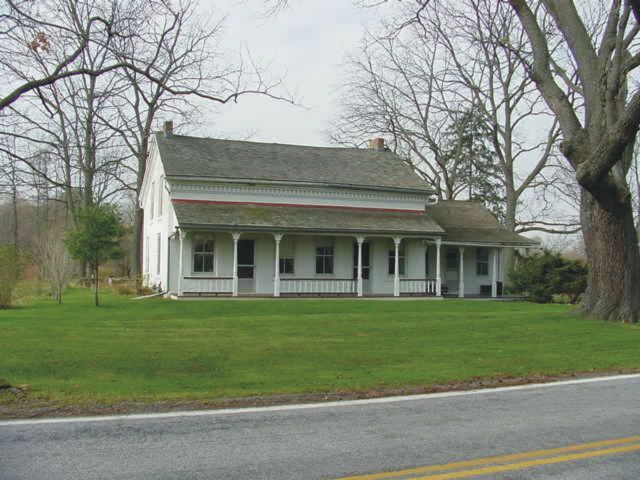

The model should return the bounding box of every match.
[369,137,385,151]
[163,120,174,138]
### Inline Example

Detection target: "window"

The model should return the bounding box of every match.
[315,245,334,274]
[476,248,489,276]
[144,236,150,273]
[193,237,214,273]
[150,181,155,218]
[388,245,406,275]
[279,239,295,274]
[279,258,294,274]
[158,180,163,216]
[156,233,161,275]
[446,249,458,271]
[425,248,429,276]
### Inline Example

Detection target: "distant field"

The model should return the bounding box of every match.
[1,289,639,410]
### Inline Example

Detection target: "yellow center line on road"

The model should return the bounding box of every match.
[335,435,640,480]
[410,443,640,480]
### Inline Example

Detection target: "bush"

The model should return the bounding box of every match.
[0,246,25,309]
[510,250,587,304]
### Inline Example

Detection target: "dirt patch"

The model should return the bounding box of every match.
[1,369,638,420]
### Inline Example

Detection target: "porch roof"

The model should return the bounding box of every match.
[172,201,444,236]
[427,201,538,246]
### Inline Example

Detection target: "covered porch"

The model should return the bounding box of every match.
[166,200,533,299]
[169,230,510,299]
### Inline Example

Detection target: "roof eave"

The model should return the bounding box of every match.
[176,222,444,236]
[165,175,434,196]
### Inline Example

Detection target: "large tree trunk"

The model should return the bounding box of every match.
[130,207,143,278]
[501,180,518,289]
[94,264,100,307]
[578,189,640,323]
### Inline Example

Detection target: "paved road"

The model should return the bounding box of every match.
[1,375,639,480]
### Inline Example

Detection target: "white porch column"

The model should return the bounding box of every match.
[273,233,282,297]
[491,247,498,298]
[231,232,241,297]
[177,229,186,296]
[435,238,442,296]
[356,236,364,297]
[458,247,465,298]
[393,237,402,297]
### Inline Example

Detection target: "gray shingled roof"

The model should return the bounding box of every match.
[155,133,432,193]
[173,201,444,235]
[427,201,538,246]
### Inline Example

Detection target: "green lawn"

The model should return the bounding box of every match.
[1,289,639,407]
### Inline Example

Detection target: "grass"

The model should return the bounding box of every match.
[1,288,639,408]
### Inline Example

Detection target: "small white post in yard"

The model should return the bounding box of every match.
[232,232,241,297]
[356,236,364,297]
[273,233,282,297]
[491,248,498,298]
[393,237,402,297]
[435,238,442,296]
[458,246,465,298]
[177,229,186,297]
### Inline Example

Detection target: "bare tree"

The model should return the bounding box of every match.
[103,0,287,277]
[0,0,147,111]
[2,0,292,281]
[498,0,640,322]
[333,1,577,240]
[331,30,477,201]
[36,226,74,303]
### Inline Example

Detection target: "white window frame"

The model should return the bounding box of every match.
[150,180,155,219]
[144,236,150,273]
[279,238,295,275]
[156,233,161,275]
[158,179,163,217]
[192,235,215,274]
[476,247,489,276]
[315,244,334,275]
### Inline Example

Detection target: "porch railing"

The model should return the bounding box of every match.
[280,278,357,295]
[400,278,437,295]
[181,276,233,295]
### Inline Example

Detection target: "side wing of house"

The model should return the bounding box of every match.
[139,135,178,291]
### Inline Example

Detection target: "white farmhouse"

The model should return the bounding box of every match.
[140,122,536,298]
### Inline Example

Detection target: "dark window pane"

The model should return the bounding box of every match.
[279,258,294,274]
[316,256,323,274]
[238,240,254,265]
[388,255,394,275]
[399,260,405,275]
[194,254,203,272]
[425,250,429,275]
[325,257,333,274]
[477,262,488,276]
[203,255,214,272]
[238,266,253,279]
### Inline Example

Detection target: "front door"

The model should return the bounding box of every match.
[445,247,458,293]
[237,239,255,294]
[353,242,371,294]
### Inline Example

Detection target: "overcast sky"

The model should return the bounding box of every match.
[190,0,392,146]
